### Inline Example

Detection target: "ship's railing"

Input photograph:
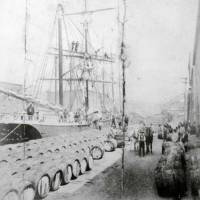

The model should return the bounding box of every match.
[0,112,45,122]
[0,112,87,124]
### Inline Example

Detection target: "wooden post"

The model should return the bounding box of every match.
[120,0,127,196]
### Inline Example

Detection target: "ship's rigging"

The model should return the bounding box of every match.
[30,2,117,117]
[0,1,120,118]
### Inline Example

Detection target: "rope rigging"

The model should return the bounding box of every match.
[23,1,117,117]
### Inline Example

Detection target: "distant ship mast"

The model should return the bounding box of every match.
[46,1,115,117]
[58,5,64,106]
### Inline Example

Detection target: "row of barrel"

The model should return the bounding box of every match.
[0,129,117,200]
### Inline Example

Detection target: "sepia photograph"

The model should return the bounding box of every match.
[0,0,199,199]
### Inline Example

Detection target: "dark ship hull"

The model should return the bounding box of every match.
[0,121,90,145]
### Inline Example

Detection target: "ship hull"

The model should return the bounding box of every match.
[0,121,90,145]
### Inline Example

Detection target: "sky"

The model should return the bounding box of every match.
[0,0,198,113]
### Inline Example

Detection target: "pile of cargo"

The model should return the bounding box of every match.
[157,132,163,140]
[0,129,117,200]
[155,141,186,198]
[187,140,200,151]
[157,133,172,141]
[188,150,200,197]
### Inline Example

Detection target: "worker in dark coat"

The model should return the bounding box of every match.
[124,114,129,127]
[138,122,146,157]
[146,124,154,154]
[111,115,116,128]
[181,131,189,152]
[163,124,169,141]
[27,103,35,120]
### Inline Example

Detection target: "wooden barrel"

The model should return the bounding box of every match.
[90,146,104,160]
[0,176,24,200]
[1,189,19,200]
[87,155,94,170]
[104,141,115,152]
[72,160,81,178]
[36,175,50,199]
[19,181,35,200]
[51,171,62,191]
[110,139,117,149]
[11,162,51,199]
[80,158,88,174]
[62,164,72,184]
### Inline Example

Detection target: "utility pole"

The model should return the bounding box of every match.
[187,54,192,123]
[181,77,188,122]
[120,0,127,196]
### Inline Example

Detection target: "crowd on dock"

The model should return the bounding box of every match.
[130,121,195,157]
[131,122,154,157]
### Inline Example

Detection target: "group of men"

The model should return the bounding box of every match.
[157,123,173,141]
[133,122,154,157]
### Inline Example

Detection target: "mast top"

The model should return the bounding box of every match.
[57,4,64,18]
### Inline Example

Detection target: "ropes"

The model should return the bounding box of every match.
[0,124,21,143]
[33,7,58,99]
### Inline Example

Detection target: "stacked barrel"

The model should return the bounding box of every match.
[188,150,200,197]
[0,129,117,200]
[155,142,187,198]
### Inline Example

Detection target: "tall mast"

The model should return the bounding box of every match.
[23,0,28,101]
[84,0,88,53]
[102,67,105,111]
[84,0,89,117]
[193,0,200,65]
[54,56,57,104]
[69,59,72,111]
[111,63,115,107]
[58,4,64,106]
[44,2,115,111]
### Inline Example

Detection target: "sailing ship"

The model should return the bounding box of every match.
[0,1,119,144]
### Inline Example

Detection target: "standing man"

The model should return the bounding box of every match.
[163,124,169,141]
[27,103,35,120]
[158,124,163,139]
[177,123,185,142]
[146,124,154,154]
[138,121,146,157]
[132,129,138,151]
[190,122,196,135]
[181,130,189,152]
[111,115,116,128]
[149,124,154,153]
[124,114,129,127]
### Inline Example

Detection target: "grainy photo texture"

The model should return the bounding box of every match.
[0,0,199,200]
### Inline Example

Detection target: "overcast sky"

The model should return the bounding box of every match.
[0,0,198,110]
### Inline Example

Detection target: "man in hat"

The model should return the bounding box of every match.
[26,103,35,120]
[138,121,146,157]
[146,123,154,154]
